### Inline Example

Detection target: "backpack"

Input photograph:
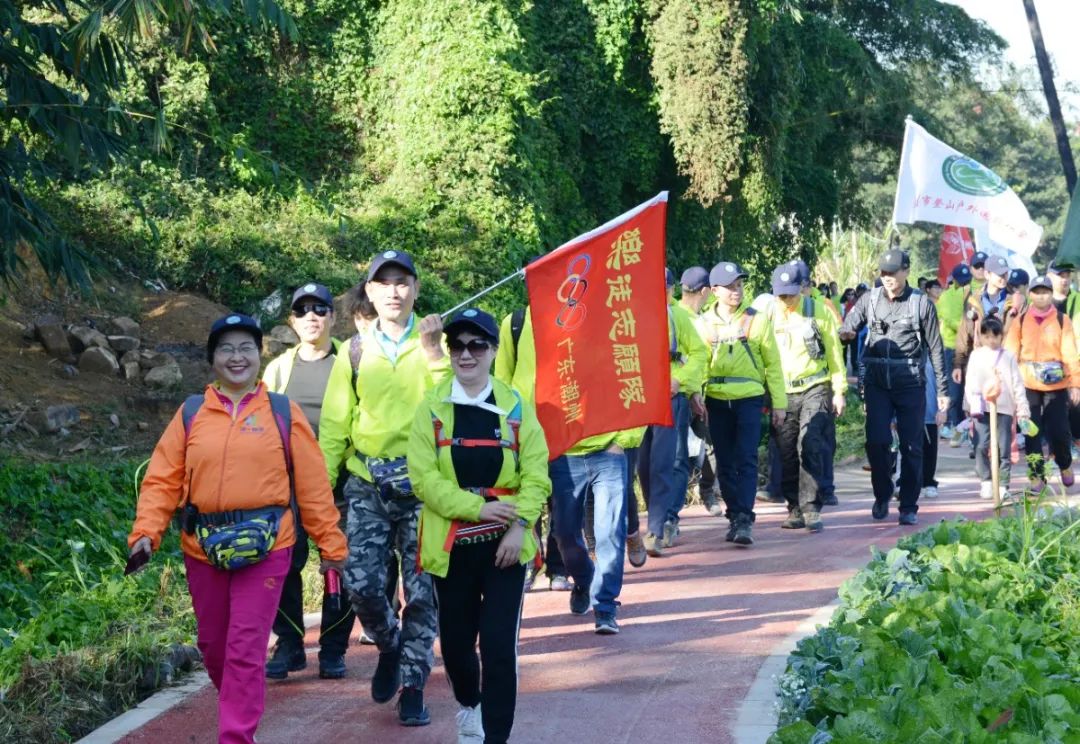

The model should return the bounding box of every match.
[510,307,527,358]
[349,333,364,389]
[705,307,759,371]
[432,391,524,471]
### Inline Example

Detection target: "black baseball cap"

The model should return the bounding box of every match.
[1048,260,1073,275]
[709,261,748,287]
[878,249,910,272]
[681,266,710,292]
[290,282,334,308]
[443,308,499,344]
[985,255,1010,277]
[951,264,973,286]
[1030,275,1052,291]
[665,267,676,287]
[207,313,263,363]
[972,251,988,268]
[367,250,418,281]
[1008,268,1029,287]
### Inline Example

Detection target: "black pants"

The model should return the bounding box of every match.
[433,541,526,744]
[864,382,925,514]
[777,384,834,514]
[1026,389,1072,478]
[923,423,939,488]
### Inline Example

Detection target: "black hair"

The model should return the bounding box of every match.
[344,283,376,320]
[925,279,942,291]
[981,316,1004,337]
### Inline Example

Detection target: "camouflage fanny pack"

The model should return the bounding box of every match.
[365,455,413,497]
[191,506,284,570]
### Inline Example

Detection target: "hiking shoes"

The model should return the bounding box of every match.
[662,520,679,548]
[626,531,648,567]
[371,639,401,703]
[549,574,572,591]
[569,584,591,616]
[594,611,620,635]
[456,704,484,742]
[921,486,939,499]
[397,687,431,726]
[781,510,805,529]
[724,520,737,542]
[871,498,889,521]
[898,512,918,526]
[358,628,376,645]
[1062,468,1075,488]
[804,511,823,533]
[642,532,664,557]
[731,515,754,546]
[265,642,306,680]
[756,489,784,503]
[820,493,839,506]
[707,501,726,516]
[318,654,346,679]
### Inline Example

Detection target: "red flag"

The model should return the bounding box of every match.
[938,225,974,286]
[526,193,674,460]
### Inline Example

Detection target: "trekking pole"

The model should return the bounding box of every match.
[440,269,525,319]
[989,401,1002,511]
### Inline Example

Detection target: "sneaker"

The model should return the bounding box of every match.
[898,512,918,526]
[265,642,306,680]
[569,584,591,615]
[724,520,737,542]
[359,630,376,646]
[594,611,620,635]
[756,489,784,503]
[626,532,648,567]
[371,638,401,703]
[781,510,805,529]
[397,687,431,726]
[979,481,993,500]
[642,532,664,557]
[804,511,824,533]
[820,493,839,506]
[940,424,953,440]
[662,520,679,548]
[549,574,572,592]
[523,565,537,592]
[318,654,346,679]
[871,498,889,521]
[921,486,938,499]
[732,514,754,546]
[1062,468,1075,487]
[707,501,725,516]
[455,705,484,742]
[949,428,963,448]
[968,449,975,460]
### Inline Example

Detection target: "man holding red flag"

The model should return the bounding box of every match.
[525,193,672,634]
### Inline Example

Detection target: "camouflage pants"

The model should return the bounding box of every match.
[343,476,435,690]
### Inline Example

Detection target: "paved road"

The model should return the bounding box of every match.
[117,443,1031,744]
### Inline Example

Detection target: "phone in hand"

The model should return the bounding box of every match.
[124,549,150,576]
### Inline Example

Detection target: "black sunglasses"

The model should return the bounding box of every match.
[292,303,331,318]
[448,338,493,355]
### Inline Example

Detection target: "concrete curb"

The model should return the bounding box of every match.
[731,600,840,744]
[75,612,323,744]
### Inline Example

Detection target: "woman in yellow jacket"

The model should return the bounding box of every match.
[128,313,347,744]
[407,308,550,744]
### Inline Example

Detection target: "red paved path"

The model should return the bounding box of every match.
[119,445,1009,743]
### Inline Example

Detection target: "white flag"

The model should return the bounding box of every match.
[892,119,1042,256]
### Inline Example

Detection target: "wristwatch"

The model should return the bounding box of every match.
[515,517,529,530]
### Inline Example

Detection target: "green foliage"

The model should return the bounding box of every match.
[0,460,195,742]
[771,511,1080,742]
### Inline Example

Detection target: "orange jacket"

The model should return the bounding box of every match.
[129,384,347,563]
[1004,308,1080,392]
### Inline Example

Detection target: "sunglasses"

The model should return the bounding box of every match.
[292,303,331,318]
[448,338,493,356]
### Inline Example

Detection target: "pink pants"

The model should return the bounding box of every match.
[185,548,292,744]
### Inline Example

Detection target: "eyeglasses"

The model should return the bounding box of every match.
[215,343,259,356]
[448,338,493,356]
[292,303,331,318]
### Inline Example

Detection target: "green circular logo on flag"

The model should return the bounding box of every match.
[941,155,1008,196]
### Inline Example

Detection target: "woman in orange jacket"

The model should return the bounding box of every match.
[1004,276,1080,488]
[128,313,347,744]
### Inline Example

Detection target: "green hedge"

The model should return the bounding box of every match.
[771,508,1080,742]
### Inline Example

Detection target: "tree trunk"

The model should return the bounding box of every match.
[1023,0,1077,196]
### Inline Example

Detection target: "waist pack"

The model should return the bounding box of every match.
[190,506,285,570]
[1027,360,1065,385]
[366,455,413,497]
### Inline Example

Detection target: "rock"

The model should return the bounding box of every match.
[269,325,299,345]
[109,413,120,428]
[109,316,141,337]
[34,316,75,363]
[120,350,140,366]
[54,364,79,380]
[107,335,141,353]
[35,404,81,433]
[79,346,120,376]
[262,338,286,357]
[67,326,110,353]
[139,351,176,370]
[137,421,150,431]
[123,361,142,380]
[144,363,183,389]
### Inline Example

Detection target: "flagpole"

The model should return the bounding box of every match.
[440,269,525,319]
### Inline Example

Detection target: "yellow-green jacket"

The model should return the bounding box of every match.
[565,428,646,457]
[771,297,847,396]
[936,285,965,349]
[493,308,536,405]
[408,377,551,578]
[319,319,452,485]
[668,302,709,395]
[262,339,344,394]
[700,303,787,408]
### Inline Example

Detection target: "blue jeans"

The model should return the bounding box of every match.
[624,447,640,536]
[944,348,964,427]
[549,450,627,615]
[637,393,691,536]
[706,395,763,518]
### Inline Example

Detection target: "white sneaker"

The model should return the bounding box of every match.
[921,486,938,499]
[456,705,484,743]
[979,482,993,500]
[999,485,1009,501]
